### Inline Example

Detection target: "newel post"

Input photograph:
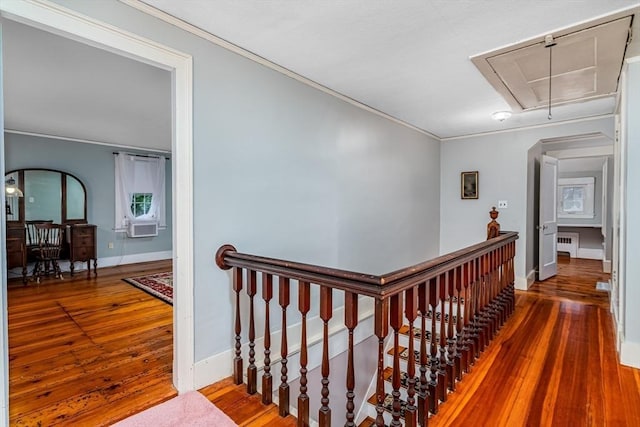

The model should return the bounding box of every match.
[487,207,500,239]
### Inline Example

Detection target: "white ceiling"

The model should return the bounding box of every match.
[142,0,639,139]
[2,1,640,151]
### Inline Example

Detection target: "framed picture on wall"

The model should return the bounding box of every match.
[461,171,479,199]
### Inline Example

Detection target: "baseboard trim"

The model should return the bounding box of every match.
[526,269,536,288]
[603,259,612,273]
[193,296,375,389]
[7,250,172,280]
[620,340,640,369]
[576,248,603,260]
[99,251,172,268]
[515,275,529,290]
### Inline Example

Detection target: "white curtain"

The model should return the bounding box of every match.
[114,152,166,230]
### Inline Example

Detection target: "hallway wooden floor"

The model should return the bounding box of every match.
[7,257,640,426]
[428,256,640,427]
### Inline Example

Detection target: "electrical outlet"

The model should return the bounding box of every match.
[108,242,114,249]
[498,200,508,209]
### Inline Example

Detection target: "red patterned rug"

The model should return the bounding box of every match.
[123,271,173,305]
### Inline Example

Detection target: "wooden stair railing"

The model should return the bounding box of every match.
[216,230,518,427]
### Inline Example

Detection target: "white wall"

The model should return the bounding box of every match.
[439,117,614,288]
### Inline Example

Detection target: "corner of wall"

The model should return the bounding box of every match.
[515,275,529,290]
[620,339,640,369]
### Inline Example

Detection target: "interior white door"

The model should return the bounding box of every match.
[539,154,558,280]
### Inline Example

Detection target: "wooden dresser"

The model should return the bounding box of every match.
[66,224,97,277]
[6,225,27,283]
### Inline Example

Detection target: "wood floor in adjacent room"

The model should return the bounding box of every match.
[7,256,640,426]
[7,260,175,426]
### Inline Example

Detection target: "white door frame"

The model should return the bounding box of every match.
[0,0,195,418]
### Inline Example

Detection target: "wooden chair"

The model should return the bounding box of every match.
[25,220,53,262]
[32,223,65,283]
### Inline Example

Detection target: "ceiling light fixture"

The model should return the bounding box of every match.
[544,34,557,120]
[491,111,512,121]
[5,177,24,198]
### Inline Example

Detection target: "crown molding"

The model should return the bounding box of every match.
[440,113,615,142]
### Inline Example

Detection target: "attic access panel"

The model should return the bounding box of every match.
[473,16,632,111]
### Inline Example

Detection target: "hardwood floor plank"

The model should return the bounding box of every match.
[428,257,640,427]
[8,260,176,426]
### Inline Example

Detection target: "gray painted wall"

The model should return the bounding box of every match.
[4,133,173,264]
[624,60,640,345]
[439,117,614,285]
[46,0,442,363]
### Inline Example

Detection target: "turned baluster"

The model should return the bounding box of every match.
[494,247,505,328]
[477,254,489,352]
[298,281,311,427]
[417,281,430,427]
[319,286,332,427]
[374,299,389,427]
[233,267,243,385]
[488,250,500,341]
[491,249,502,334]
[390,294,403,427]
[445,270,456,391]
[427,277,439,414]
[262,273,273,405]
[345,292,359,427]
[279,277,290,417]
[437,274,448,402]
[461,262,472,373]
[404,287,418,427]
[247,270,257,394]
[470,258,481,360]
[498,246,508,326]
[508,241,516,314]
[484,252,495,344]
[454,265,464,381]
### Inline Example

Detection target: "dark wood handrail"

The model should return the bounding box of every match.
[216,231,518,299]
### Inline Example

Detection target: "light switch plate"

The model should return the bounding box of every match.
[498,200,508,208]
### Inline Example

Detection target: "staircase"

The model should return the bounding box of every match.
[359,299,471,426]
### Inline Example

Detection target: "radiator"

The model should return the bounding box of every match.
[557,232,579,258]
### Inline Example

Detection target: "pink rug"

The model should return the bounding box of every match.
[112,391,237,427]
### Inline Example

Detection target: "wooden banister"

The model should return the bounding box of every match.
[215,230,518,426]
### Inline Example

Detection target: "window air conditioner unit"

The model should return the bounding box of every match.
[127,220,159,238]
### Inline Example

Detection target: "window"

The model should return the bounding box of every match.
[557,177,595,219]
[131,193,153,218]
[114,152,166,230]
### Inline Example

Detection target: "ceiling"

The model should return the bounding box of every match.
[3,1,640,151]
[2,19,172,152]
[141,0,639,139]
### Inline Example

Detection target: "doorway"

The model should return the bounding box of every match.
[0,1,194,423]
[526,132,614,285]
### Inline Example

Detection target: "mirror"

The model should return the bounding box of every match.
[5,168,87,224]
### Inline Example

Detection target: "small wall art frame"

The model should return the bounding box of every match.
[461,171,479,199]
